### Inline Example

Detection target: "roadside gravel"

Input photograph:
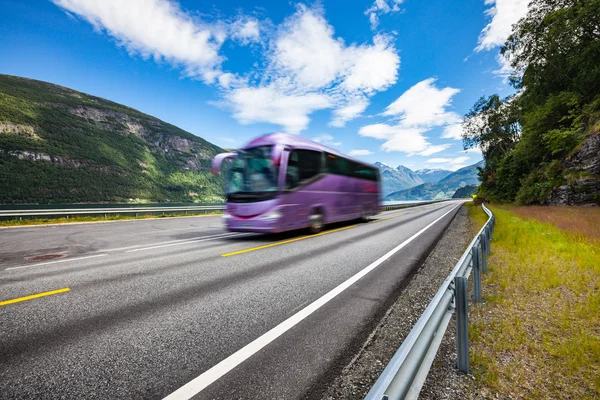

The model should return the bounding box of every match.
[321,204,476,400]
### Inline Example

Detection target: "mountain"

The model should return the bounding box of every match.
[0,74,226,204]
[452,184,479,198]
[385,161,483,201]
[414,168,452,183]
[375,162,424,196]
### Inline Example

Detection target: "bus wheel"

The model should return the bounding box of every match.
[309,211,324,234]
[361,206,371,222]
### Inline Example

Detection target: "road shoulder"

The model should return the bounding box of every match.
[320,204,473,399]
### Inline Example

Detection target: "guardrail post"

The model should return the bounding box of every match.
[472,246,482,302]
[481,234,488,273]
[455,276,469,373]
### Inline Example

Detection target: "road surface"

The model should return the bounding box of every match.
[0,200,464,399]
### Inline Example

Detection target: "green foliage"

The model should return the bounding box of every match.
[465,0,600,204]
[0,74,226,204]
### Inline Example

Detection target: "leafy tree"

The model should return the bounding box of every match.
[464,0,600,204]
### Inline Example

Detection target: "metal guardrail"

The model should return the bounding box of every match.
[380,200,445,212]
[0,205,225,219]
[365,203,495,400]
[0,200,445,220]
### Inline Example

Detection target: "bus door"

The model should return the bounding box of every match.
[282,149,324,229]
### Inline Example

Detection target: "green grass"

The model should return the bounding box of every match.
[0,211,222,227]
[467,204,600,399]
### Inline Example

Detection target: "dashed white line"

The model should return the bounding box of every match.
[5,254,109,271]
[162,202,462,400]
[126,232,247,253]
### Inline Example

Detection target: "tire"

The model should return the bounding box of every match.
[309,211,324,234]
[360,206,371,222]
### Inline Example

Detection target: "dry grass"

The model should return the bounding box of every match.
[505,205,600,241]
[467,204,600,399]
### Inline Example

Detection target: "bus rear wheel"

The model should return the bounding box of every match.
[309,211,324,234]
[361,206,371,222]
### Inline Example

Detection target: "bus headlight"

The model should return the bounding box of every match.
[260,210,282,220]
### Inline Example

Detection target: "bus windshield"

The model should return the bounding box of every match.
[227,146,279,200]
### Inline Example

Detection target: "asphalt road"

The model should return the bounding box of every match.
[0,200,464,399]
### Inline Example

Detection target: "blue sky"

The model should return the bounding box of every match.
[0,0,527,171]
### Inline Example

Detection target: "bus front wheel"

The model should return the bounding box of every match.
[309,211,324,234]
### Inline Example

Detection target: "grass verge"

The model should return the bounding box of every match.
[0,211,222,227]
[467,204,600,399]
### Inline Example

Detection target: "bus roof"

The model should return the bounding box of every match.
[242,132,377,169]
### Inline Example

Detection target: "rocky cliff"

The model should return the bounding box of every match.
[548,131,600,205]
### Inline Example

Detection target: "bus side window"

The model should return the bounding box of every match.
[354,166,378,181]
[286,150,322,189]
[326,153,338,175]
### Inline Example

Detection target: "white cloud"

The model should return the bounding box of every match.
[359,124,431,153]
[230,17,260,45]
[418,144,451,156]
[341,35,400,93]
[365,0,405,30]
[272,7,344,89]
[312,133,333,143]
[54,2,400,134]
[330,99,369,127]
[312,133,341,147]
[442,123,464,140]
[426,156,471,171]
[53,0,225,82]
[476,0,529,52]
[223,5,399,132]
[383,78,461,127]
[224,85,332,134]
[349,149,374,156]
[220,137,237,144]
[358,78,460,155]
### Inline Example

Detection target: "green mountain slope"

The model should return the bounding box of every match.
[385,161,483,200]
[0,75,226,204]
[452,184,478,198]
[375,162,424,196]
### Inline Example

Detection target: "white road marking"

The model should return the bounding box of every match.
[5,254,109,271]
[162,202,462,400]
[125,232,247,253]
[105,233,233,252]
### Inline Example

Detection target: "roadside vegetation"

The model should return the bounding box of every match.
[466,203,600,399]
[0,211,221,227]
[462,0,600,205]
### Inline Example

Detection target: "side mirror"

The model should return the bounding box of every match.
[211,152,237,174]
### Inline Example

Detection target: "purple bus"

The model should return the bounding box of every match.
[211,133,381,234]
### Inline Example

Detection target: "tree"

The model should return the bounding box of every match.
[464,0,600,204]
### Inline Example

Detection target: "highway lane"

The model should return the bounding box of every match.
[0,201,464,399]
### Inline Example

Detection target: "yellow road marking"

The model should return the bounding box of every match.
[0,288,70,307]
[221,225,357,257]
[371,213,405,223]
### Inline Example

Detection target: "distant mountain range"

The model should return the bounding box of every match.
[414,168,452,183]
[384,161,484,201]
[375,162,424,196]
